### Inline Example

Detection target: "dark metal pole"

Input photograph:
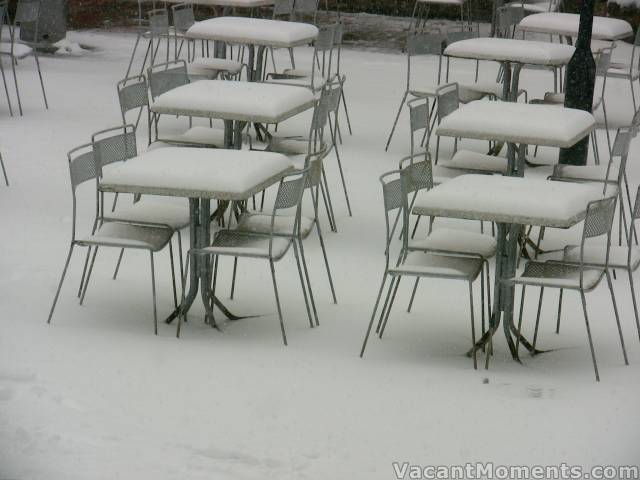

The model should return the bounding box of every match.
[558,0,596,166]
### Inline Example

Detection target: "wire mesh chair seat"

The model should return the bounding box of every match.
[508,195,628,381]
[359,168,487,369]
[47,143,178,335]
[0,0,47,116]
[177,168,314,345]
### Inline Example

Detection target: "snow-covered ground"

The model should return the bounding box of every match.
[0,27,639,479]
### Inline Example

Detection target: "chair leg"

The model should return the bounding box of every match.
[77,246,92,297]
[112,248,125,280]
[315,220,337,304]
[360,273,390,357]
[111,193,119,212]
[169,240,178,310]
[297,238,320,326]
[384,90,409,151]
[605,270,629,365]
[269,259,287,345]
[230,257,238,299]
[79,246,99,305]
[125,33,142,79]
[376,276,397,333]
[292,240,314,328]
[407,277,419,312]
[177,251,191,338]
[379,276,402,338]
[628,269,640,342]
[532,287,544,351]
[580,291,600,381]
[150,252,158,335]
[320,168,337,232]
[47,244,75,324]
[10,54,22,116]
[515,285,526,354]
[340,87,353,135]
[0,60,13,117]
[631,78,637,113]
[556,288,563,334]
[469,282,477,369]
[32,52,48,109]
[0,152,8,186]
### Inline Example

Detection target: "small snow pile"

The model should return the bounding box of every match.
[53,37,86,56]
[609,0,640,7]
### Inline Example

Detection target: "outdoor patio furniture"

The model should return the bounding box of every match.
[0,150,7,186]
[186,16,318,82]
[125,8,171,79]
[332,22,353,136]
[266,23,336,93]
[118,74,232,149]
[272,0,294,19]
[607,27,640,113]
[506,0,561,15]
[412,174,603,364]
[409,0,470,32]
[231,149,338,324]
[510,196,627,381]
[0,1,13,116]
[496,4,524,39]
[557,185,640,346]
[98,146,293,327]
[176,168,312,344]
[359,168,487,369]
[518,12,633,41]
[149,79,316,148]
[47,143,176,334]
[171,3,245,80]
[0,0,48,116]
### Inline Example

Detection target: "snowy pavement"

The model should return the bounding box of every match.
[0,27,639,479]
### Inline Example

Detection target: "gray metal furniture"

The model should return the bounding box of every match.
[510,196,627,381]
[607,27,640,113]
[0,150,8,186]
[410,0,469,32]
[118,74,230,149]
[171,3,245,80]
[272,0,294,18]
[332,22,352,136]
[359,168,486,369]
[496,4,524,39]
[231,150,338,323]
[125,8,171,79]
[292,0,319,23]
[0,0,48,116]
[0,1,13,116]
[47,143,175,334]
[385,31,445,152]
[177,168,312,345]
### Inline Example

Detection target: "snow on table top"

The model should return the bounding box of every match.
[444,38,574,66]
[163,0,274,6]
[187,17,318,48]
[99,147,292,200]
[436,101,595,147]
[413,174,603,227]
[151,80,315,124]
[519,13,633,40]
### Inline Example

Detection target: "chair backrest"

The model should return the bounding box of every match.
[380,170,408,263]
[147,60,189,100]
[15,0,39,24]
[117,75,149,124]
[91,125,138,178]
[306,81,334,151]
[407,97,429,156]
[578,196,617,283]
[172,3,195,33]
[496,5,523,38]
[445,24,480,44]
[148,8,169,38]
[406,31,445,88]
[311,24,336,84]
[294,0,318,15]
[273,0,294,17]
[435,82,459,120]
[269,168,309,247]
[67,143,99,239]
[400,153,434,195]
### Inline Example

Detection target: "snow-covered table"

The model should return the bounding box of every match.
[436,101,595,175]
[100,147,292,327]
[518,13,633,41]
[444,38,574,101]
[150,80,316,147]
[164,0,274,6]
[412,174,603,361]
[187,17,318,80]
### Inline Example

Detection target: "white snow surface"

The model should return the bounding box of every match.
[519,12,634,40]
[101,147,292,199]
[1,28,640,480]
[151,80,316,123]
[436,101,595,147]
[444,37,575,65]
[187,17,319,47]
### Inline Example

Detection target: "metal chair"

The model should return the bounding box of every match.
[47,143,175,334]
[272,0,294,19]
[0,1,13,116]
[125,8,171,79]
[117,74,230,149]
[385,30,446,152]
[496,4,524,39]
[177,168,313,345]
[292,0,319,23]
[359,168,485,368]
[608,27,640,113]
[231,150,338,322]
[171,3,244,80]
[333,22,353,136]
[0,150,8,186]
[267,23,336,93]
[0,0,47,116]
[410,0,468,32]
[511,196,627,381]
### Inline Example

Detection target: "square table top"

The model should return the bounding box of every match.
[187,17,319,48]
[150,80,316,124]
[99,147,292,200]
[518,13,633,41]
[444,37,574,66]
[412,174,603,227]
[436,101,595,147]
